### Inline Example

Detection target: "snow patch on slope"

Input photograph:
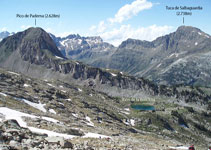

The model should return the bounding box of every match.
[55,56,64,59]
[0,107,37,127]
[42,117,59,123]
[169,146,188,149]
[23,84,31,87]
[47,83,56,88]
[86,116,94,127]
[15,97,46,113]
[0,107,110,139]
[0,92,7,97]
[157,63,162,68]
[49,109,57,114]
[83,132,109,138]
[130,119,135,126]
[78,88,82,92]
[65,98,72,101]
[72,113,78,118]
[205,34,210,38]
[29,127,76,139]
[8,71,20,76]
[110,73,117,77]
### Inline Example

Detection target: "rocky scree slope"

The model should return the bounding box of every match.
[0,68,134,149]
[0,68,198,150]
[0,68,211,149]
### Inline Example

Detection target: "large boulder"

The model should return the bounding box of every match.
[60,139,74,149]
[1,119,21,130]
[9,140,21,149]
[45,136,74,148]
[45,136,64,144]
[66,128,84,136]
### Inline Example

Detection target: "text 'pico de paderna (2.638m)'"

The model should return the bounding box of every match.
[16,13,60,19]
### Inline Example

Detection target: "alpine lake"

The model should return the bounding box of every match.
[131,105,155,111]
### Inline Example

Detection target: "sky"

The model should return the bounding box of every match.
[0,0,211,46]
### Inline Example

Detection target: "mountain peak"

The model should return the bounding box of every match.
[66,34,81,39]
[0,27,65,66]
[119,38,154,49]
[26,27,43,31]
[176,25,202,33]
[23,27,51,40]
[22,27,64,57]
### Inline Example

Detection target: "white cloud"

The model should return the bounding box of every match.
[1,27,7,31]
[88,0,174,46]
[109,0,153,23]
[97,21,107,33]
[89,21,107,33]
[87,0,171,46]
[100,25,174,46]
[89,25,96,31]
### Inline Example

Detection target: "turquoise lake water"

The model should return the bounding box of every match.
[131,105,155,111]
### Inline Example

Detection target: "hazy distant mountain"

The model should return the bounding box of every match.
[0,31,11,41]
[49,33,116,64]
[89,26,211,87]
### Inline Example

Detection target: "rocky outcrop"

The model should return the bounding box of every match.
[0,119,75,149]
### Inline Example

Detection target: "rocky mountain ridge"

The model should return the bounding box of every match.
[2,26,211,87]
[0,27,167,98]
[90,26,211,87]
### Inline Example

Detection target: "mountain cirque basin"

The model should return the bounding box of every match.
[0,27,210,149]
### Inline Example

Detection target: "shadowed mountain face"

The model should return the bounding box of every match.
[0,28,65,66]
[88,26,211,87]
